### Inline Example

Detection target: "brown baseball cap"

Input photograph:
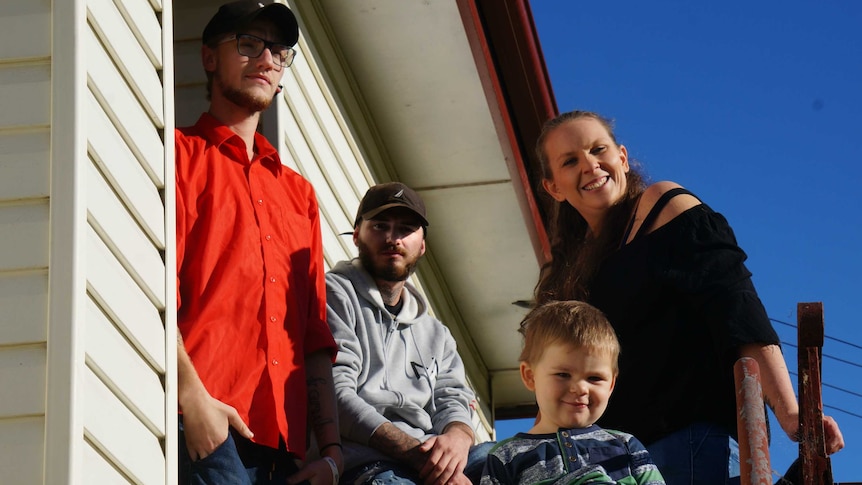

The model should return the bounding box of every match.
[202,0,299,46]
[354,182,429,227]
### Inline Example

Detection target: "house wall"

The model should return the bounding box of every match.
[0,0,56,483]
[74,0,175,480]
[0,0,173,483]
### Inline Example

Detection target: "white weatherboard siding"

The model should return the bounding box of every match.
[0,0,52,482]
[79,0,174,481]
[0,0,178,482]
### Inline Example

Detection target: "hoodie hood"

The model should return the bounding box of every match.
[329,258,428,324]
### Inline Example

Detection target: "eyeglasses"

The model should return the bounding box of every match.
[219,34,296,69]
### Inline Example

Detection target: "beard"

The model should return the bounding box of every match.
[216,76,274,113]
[357,239,420,283]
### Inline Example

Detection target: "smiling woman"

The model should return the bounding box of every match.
[529,110,845,485]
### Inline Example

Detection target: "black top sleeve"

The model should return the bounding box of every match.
[589,201,779,444]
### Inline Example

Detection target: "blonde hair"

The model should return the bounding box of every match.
[519,300,620,374]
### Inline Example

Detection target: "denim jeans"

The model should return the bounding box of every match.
[343,441,495,485]
[178,418,305,485]
[646,423,740,485]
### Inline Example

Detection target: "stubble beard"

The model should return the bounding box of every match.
[217,74,274,113]
[357,240,420,283]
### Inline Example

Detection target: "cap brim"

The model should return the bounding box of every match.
[360,203,429,226]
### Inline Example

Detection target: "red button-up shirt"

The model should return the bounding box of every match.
[176,113,336,455]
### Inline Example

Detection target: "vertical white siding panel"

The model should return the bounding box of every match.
[87,92,166,248]
[85,0,171,480]
[0,346,46,417]
[85,297,166,436]
[87,0,164,125]
[0,417,45,485]
[0,272,48,345]
[83,368,165,485]
[114,0,163,68]
[86,26,165,187]
[86,228,166,373]
[0,202,49,271]
[0,0,50,59]
[161,0,178,481]
[84,442,135,485]
[0,131,50,202]
[45,0,88,480]
[87,161,166,307]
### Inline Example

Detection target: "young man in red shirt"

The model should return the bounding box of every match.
[175,2,341,483]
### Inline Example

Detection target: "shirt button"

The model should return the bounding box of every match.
[257,199,263,205]
[561,431,569,438]
[270,276,276,283]
[265,235,272,241]
[569,456,577,462]
[564,441,573,448]
[272,359,279,365]
[270,316,276,322]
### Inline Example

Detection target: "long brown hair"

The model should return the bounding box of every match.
[534,111,646,303]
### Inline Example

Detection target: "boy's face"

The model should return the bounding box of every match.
[520,342,617,434]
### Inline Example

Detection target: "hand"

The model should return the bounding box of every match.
[418,428,473,485]
[823,415,845,455]
[288,457,340,485]
[182,393,253,460]
[785,413,845,455]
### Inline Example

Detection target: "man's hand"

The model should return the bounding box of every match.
[288,457,339,485]
[182,392,253,460]
[178,331,253,460]
[418,424,473,485]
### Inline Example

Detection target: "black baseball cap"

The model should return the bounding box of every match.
[355,182,429,227]
[202,0,299,46]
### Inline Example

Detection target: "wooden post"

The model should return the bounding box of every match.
[734,357,771,485]
[798,302,833,485]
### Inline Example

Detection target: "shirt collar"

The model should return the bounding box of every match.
[194,112,282,172]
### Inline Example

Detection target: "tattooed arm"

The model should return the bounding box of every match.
[368,422,427,471]
[288,350,343,484]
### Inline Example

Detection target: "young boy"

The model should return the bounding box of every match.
[481,301,664,485]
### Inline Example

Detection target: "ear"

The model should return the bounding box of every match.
[619,145,630,173]
[202,44,217,73]
[609,374,617,393]
[352,227,360,247]
[542,178,567,203]
[520,361,537,392]
[419,239,426,257]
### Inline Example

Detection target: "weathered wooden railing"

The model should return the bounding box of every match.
[735,357,772,484]
[797,302,833,484]
[734,301,838,485]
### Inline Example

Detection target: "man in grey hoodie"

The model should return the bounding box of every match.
[326,182,492,485]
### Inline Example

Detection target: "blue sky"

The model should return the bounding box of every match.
[496,1,861,480]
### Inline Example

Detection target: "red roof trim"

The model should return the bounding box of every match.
[458,0,557,263]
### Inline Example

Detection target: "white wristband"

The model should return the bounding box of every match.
[323,455,339,485]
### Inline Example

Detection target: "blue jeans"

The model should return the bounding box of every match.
[646,423,740,485]
[178,418,306,485]
[343,441,495,485]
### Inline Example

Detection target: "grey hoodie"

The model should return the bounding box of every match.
[326,259,475,469]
